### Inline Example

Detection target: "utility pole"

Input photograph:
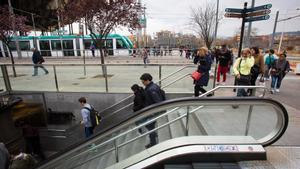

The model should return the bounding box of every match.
[143,5,147,47]
[237,2,248,58]
[270,11,279,49]
[8,0,22,59]
[246,0,255,48]
[213,0,219,47]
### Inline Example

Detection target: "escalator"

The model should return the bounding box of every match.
[35,97,288,169]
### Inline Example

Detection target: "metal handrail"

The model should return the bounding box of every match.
[199,85,268,98]
[101,72,193,119]
[66,107,181,163]
[36,98,288,169]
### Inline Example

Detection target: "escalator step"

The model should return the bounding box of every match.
[164,164,193,169]
[192,163,241,169]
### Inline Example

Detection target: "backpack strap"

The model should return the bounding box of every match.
[83,107,92,112]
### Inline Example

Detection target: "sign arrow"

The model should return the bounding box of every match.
[245,15,270,22]
[246,9,271,17]
[246,4,272,12]
[224,13,243,18]
[225,8,243,13]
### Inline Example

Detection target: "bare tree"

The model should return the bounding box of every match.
[60,0,142,66]
[190,3,220,49]
[0,5,30,77]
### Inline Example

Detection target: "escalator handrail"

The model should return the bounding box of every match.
[99,65,194,116]
[35,97,288,169]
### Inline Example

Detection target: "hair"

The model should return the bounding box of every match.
[242,48,251,55]
[198,47,208,57]
[221,44,227,48]
[78,97,87,103]
[131,84,142,92]
[250,46,259,55]
[269,49,275,54]
[140,73,153,81]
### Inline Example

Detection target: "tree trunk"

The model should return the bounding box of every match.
[5,44,17,77]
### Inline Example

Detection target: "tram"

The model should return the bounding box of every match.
[0,34,133,58]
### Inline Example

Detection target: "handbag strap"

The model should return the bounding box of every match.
[238,58,243,75]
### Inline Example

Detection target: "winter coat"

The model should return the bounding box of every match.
[133,89,146,112]
[144,82,164,106]
[32,50,43,64]
[194,54,212,86]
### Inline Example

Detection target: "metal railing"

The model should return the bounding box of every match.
[35,97,288,169]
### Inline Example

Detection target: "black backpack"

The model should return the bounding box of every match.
[159,88,166,101]
[83,107,101,129]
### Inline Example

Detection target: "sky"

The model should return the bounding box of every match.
[129,0,300,37]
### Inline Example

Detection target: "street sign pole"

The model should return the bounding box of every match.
[237,2,248,58]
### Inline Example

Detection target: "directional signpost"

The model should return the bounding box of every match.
[225,3,272,58]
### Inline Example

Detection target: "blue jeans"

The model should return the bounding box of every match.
[33,65,48,75]
[84,127,94,138]
[237,88,248,97]
[271,75,283,89]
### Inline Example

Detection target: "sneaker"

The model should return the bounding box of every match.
[275,89,280,93]
[138,128,143,134]
[270,89,275,94]
[221,82,226,85]
[232,105,239,109]
[32,74,37,76]
[216,82,220,85]
[45,71,49,75]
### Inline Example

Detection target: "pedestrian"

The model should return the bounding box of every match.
[179,46,183,57]
[193,47,212,97]
[264,49,276,81]
[78,97,94,138]
[270,52,290,94]
[90,43,96,57]
[142,47,149,67]
[248,46,264,96]
[131,84,146,134]
[21,121,46,161]
[216,45,231,85]
[31,48,48,76]
[0,142,10,169]
[233,48,254,97]
[140,73,165,148]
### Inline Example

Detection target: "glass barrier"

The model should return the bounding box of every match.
[6,65,57,91]
[37,98,287,169]
[0,67,5,91]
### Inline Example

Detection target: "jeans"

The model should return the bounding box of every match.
[145,121,158,146]
[237,88,248,97]
[33,65,48,75]
[271,75,283,89]
[85,127,94,138]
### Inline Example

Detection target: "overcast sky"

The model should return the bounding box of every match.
[130,0,300,37]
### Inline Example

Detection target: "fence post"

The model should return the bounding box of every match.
[53,65,59,92]
[1,65,12,92]
[159,65,162,87]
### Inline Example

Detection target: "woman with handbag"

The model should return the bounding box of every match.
[193,47,212,97]
[233,48,255,97]
[248,46,264,96]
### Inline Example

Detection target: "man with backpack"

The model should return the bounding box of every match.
[78,97,95,138]
[140,73,166,148]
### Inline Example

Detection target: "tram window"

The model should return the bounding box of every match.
[63,40,74,49]
[8,42,17,51]
[105,39,113,48]
[116,39,126,49]
[19,41,30,51]
[83,40,92,49]
[51,40,62,50]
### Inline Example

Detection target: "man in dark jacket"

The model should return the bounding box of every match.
[31,48,48,76]
[140,73,165,148]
